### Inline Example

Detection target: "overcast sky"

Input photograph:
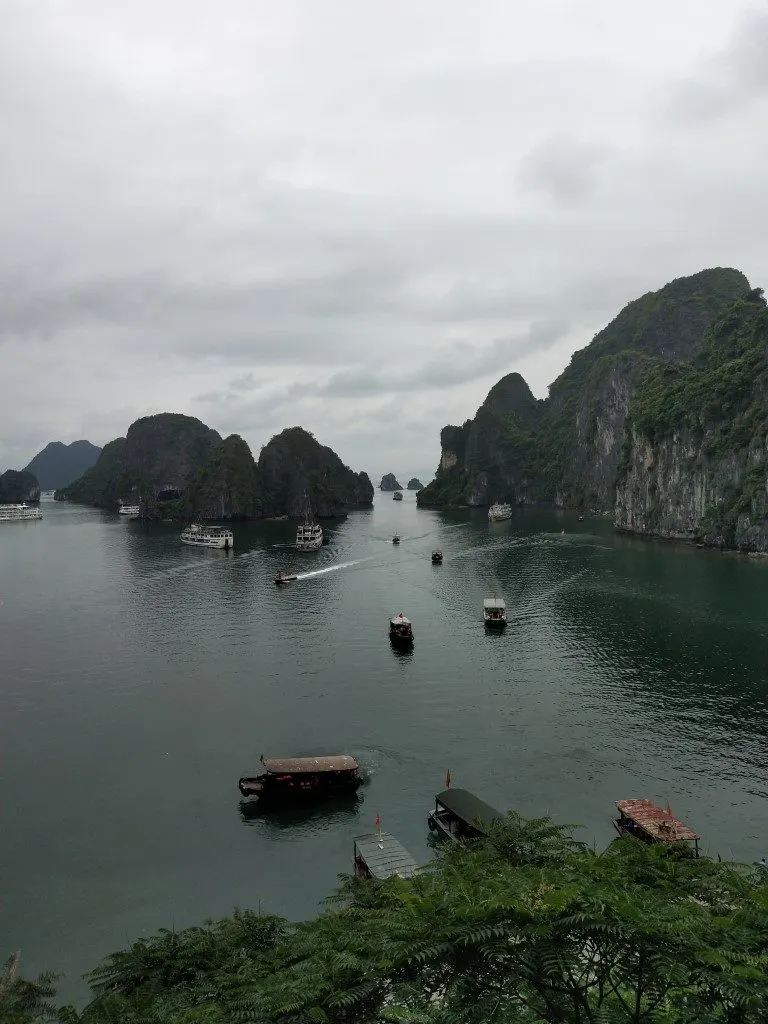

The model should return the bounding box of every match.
[2,1,766,483]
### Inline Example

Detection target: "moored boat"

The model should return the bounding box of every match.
[483,597,506,627]
[613,798,700,857]
[393,491,403,501]
[428,788,504,841]
[354,832,418,880]
[238,755,362,801]
[180,523,234,550]
[0,503,42,522]
[431,550,443,564]
[488,502,512,522]
[389,612,413,644]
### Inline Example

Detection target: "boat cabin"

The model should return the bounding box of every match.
[613,799,700,856]
[432,550,443,564]
[428,788,504,841]
[389,613,413,643]
[238,755,362,800]
[483,598,507,626]
[353,832,419,880]
[392,534,400,544]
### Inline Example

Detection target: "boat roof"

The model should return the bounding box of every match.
[391,613,411,624]
[483,598,506,608]
[616,799,699,842]
[354,832,419,879]
[263,755,359,774]
[435,788,505,831]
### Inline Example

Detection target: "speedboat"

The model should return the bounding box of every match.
[274,572,298,585]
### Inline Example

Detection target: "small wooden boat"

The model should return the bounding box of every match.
[431,550,443,564]
[274,571,298,585]
[389,612,413,644]
[428,788,504,842]
[613,799,700,857]
[239,755,362,802]
[392,535,400,544]
[483,597,506,627]
[393,491,403,501]
[354,832,418,880]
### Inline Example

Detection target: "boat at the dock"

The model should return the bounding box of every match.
[483,597,507,627]
[428,788,504,841]
[118,504,140,517]
[274,571,298,585]
[613,798,700,857]
[431,550,443,564]
[0,503,42,522]
[389,612,413,645]
[354,832,418,880]
[393,491,403,501]
[180,523,234,549]
[488,502,512,522]
[238,755,362,802]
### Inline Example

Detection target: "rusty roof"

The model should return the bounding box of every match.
[616,798,699,842]
[263,755,359,774]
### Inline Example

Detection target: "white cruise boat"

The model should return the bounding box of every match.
[180,523,234,550]
[488,502,513,522]
[0,503,43,522]
[296,517,323,551]
[118,504,140,518]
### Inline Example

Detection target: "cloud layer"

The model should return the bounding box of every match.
[1,1,766,482]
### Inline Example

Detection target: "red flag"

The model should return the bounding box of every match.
[666,802,673,819]
[445,769,452,789]
[374,812,381,828]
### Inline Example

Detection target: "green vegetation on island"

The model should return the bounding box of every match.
[379,473,403,491]
[406,477,424,490]
[23,441,101,491]
[7,809,768,1023]
[0,469,40,504]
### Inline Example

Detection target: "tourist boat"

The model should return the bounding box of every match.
[180,523,234,550]
[613,799,700,857]
[392,535,400,544]
[0,503,42,522]
[483,597,507,627]
[238,755,362,801]
[428,788,504,842]
[296,499,323,551]
[393,491,403,501]
[118,504,140,517]
[353,832,419,880]
[274,571,298,585]
[389,612,413,644]
[488,502,513,522]
[431,550,443,564]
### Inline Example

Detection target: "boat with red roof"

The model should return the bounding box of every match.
[613,798,700,857]
[238,755,362,802]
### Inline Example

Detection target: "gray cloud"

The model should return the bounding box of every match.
[1,1,766,476]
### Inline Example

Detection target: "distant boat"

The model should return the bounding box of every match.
[488,502,512,522]
[431,550,443,564]
[392,534,400,544]
[483,597,506,627]
[0,503,42,522]
[180,523,234,550]
[118,504,140,518]
[393,491,403,501]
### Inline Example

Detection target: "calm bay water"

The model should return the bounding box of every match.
[2,494,768,1001]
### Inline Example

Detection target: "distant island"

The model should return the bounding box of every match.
[379,473,402,491]
[0,469,40,504]
[56,414,373,521]
[406,478,423,490]
[24,440,101,491]
[418,267,768,552]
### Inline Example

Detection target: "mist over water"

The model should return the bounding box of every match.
[2,494,767,1001]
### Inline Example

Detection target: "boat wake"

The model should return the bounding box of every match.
[294,558,372,580]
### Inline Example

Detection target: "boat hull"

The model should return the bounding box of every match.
[238,774,362,801]
[483,616,507,628]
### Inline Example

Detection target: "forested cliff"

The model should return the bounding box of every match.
[418,267,768,551]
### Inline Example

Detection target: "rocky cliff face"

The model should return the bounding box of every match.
[0,469,40,504]
[186,434,262,520]
[257,427,373,517]
[616,292,768,551]
[59,414,222,507]
[419,268,753,514]
[406,478,424,490]
[24,440,101,490]
[379,473,402,491]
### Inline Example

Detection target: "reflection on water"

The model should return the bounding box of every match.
[1,498,767,1002]
[239,791,364,830]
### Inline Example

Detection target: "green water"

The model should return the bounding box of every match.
[1,495,767,1000]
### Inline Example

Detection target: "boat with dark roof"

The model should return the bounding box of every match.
[354,832,419,880]
[613,798,700,857]
[428,788,504,841]
[238,755,362,802]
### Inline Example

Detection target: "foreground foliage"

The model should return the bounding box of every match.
[8,810,768,1023]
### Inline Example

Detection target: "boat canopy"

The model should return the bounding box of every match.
[483,598,506,609]
[616,799,699,842]
[435,788,505,831]
[354,833,419,879]
[262,755,359,774]
[391,613,411,625]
